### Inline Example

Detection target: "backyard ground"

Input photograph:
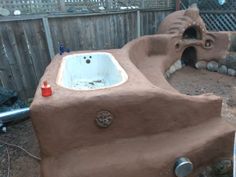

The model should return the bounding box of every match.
[0,66,235,177]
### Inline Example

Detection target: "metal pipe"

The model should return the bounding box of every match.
[0,107,30,124]
[233,132,236,177]
[174,157,193,177]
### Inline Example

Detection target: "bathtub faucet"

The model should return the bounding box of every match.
[59,43,71,55]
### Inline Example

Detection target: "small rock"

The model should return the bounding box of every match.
[207,61,219,72]
[225,53,236,70]
[227,87,236,106]
[165,70,171,78]
[213,160,232,175]
[196,61,207,70]
[13,10,21,16]
[228,68,236,76]
[174,60,182,71]
[169,65,176,74]
[218,65,228,75]
[198,166,213,177]
[1,127,6,133]
[0,7,10,16]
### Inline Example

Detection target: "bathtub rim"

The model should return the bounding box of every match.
[56,52,129,91]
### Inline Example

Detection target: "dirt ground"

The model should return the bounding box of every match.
[0,67,235,177]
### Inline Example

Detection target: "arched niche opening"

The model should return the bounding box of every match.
[183,26,202,40]
[181,47,197,68]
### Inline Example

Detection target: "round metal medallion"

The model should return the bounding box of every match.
[96,111,113,128]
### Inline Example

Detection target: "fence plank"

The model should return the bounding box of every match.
[0,27,25,97]
[6,25,29,98]
[0,36,15,90]
[42,17,55,59]
[141,10,172,35]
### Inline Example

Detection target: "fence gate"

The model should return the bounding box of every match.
[179,0,236,31]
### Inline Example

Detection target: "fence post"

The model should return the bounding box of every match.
[176,0,180,11]
[42,17,55,59]
[106,0,113,10]
[136,10,141,38]
[141,1,144,9]
[58,0,66,12]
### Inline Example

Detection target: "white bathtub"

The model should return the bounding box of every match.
[57,52,128,90]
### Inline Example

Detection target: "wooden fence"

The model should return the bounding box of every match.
[179,0,236,31]
[200,12,236,31]
[0,0,175,15]
[0,9,172,100]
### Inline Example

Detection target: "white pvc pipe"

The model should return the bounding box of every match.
[234,132,236,177]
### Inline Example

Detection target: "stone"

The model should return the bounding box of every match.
[207,61,219,72]
[195,61,207,70]
[0,7,10,16]
[213,160,232,175]
[228,68,236,76]
[165,70,171,78]
[174,60,182,71]
[225,53,236,70]
[0,87,18,105]
[199,160,233,177]
[169,65,176,74]
[0,87,27,113]
[218,65,228,75]
[13,10,21,16]
[198,167,213,177]
[227,86,236,106]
